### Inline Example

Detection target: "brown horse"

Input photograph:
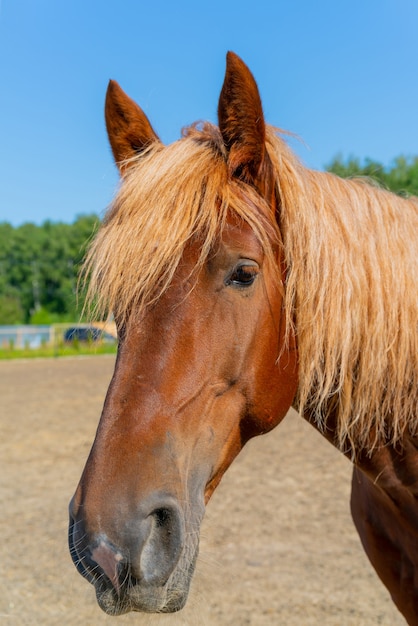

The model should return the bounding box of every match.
[69,52,418,623]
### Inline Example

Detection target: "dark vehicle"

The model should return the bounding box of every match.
[64,326,112,343]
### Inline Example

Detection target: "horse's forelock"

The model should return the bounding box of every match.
[82,124,279,322]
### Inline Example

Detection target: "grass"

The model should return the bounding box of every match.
[0,342,117,360]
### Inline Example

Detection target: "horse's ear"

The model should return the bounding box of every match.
[105,80,160,172]
[218,52,266,184]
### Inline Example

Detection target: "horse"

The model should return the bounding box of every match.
[68,52,418,623]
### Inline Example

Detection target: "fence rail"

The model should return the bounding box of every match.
[0,323,117,350]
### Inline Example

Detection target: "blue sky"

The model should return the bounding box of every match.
[0,0,417,226]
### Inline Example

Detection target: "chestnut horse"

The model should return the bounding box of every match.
[69,53,418,623]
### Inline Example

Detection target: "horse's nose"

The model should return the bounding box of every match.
[70,494,185,591]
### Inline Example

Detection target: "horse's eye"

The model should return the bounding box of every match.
[227,263,258,288]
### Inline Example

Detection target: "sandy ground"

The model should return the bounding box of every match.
[0,356,406,626]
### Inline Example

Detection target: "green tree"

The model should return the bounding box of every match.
[0,214,99,324]
[0,294,24,324]
[326,154,418,197]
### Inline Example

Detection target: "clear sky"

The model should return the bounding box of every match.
[0,0,417,226]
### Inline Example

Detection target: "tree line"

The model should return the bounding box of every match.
[0,214,98,324]
[326,154,418,197]
[1,155,417,324]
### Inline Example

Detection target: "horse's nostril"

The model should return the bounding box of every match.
[153,507,171,528]
[138,501,185,586]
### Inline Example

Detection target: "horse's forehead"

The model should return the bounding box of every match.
[221,214,264,255]
[172,217,262,272]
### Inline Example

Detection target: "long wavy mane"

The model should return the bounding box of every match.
[84,123,418,454]
[268,130,418,453]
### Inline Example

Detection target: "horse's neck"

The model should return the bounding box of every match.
[301,408,418,526]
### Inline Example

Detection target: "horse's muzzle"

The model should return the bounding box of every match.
[68,494,197,614]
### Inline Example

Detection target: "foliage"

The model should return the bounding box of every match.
[0,294,24,324]
[29,306,73,325]
[326,154,418,197]
[0,214,99,324]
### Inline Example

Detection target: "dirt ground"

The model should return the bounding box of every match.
[1,356,406,626]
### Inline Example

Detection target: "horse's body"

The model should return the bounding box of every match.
[69,53,418,623]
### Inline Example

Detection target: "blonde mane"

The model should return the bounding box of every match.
[84,123,418,455]
[267,130,418,453]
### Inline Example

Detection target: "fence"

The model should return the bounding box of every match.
[0,322,117,350]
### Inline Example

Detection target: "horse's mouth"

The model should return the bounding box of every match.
[68,514,196,614]
[94,582,188,615]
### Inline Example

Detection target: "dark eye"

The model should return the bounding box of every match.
[227,263,259,288]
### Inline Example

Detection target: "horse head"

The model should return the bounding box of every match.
[69,52,298,614]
